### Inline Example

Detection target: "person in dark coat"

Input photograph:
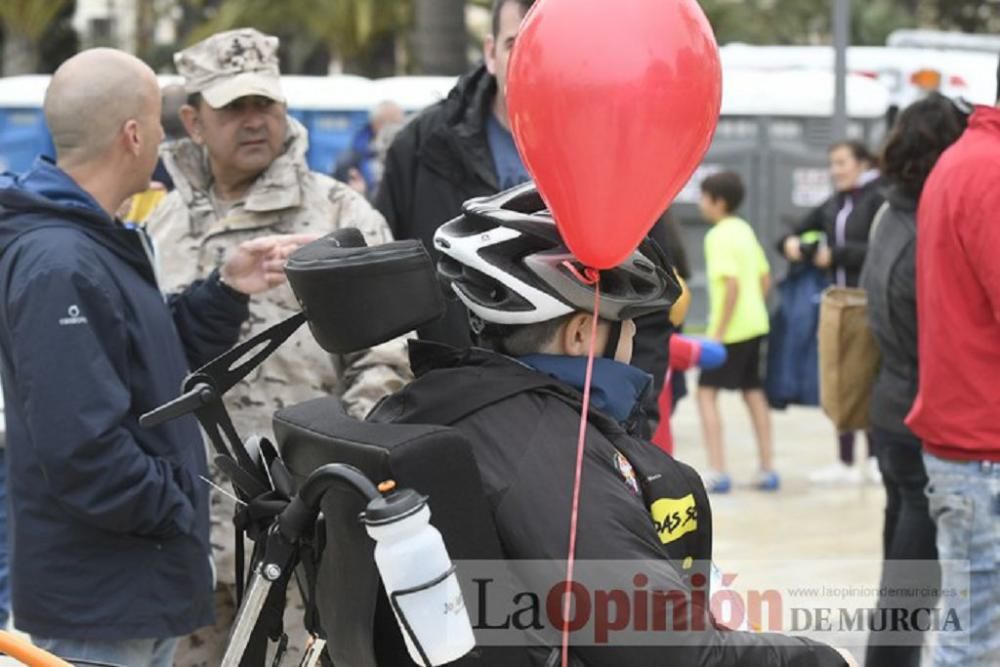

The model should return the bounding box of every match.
[861,93,968,667]
[376,0,673,436]
[376,0,534,346]
[780,141,885,290]
[0,48,306,667]
[370,185,856,667]
[780,140,886,486]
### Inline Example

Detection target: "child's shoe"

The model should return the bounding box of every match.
[703,471,732,494]
[755,470,780,491]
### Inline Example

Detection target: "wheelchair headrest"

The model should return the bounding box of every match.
[285,231,445,354]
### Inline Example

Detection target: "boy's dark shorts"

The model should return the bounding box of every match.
[699,335,764,391]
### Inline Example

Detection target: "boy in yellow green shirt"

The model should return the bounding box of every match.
[697,171,777,493]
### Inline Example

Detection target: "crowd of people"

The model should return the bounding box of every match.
[0,0,995,665]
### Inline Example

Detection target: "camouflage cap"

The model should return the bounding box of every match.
[174,28,285,109]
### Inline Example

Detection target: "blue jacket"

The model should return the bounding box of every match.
[766,265,828,409]
[0,158,248,639]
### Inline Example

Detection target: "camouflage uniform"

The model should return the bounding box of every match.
[148,30,411,667]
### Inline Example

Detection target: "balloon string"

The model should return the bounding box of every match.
[562,261,601,287]
[561,266,600,667]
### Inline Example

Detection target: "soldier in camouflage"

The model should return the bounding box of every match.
[146,28,411,666]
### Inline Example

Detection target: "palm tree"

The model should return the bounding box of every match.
[412,0,468,75]
[0,0,71,74]
[190,0,411,75]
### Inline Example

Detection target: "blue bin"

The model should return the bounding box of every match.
[0,108,54,174]
[288,108,370,175]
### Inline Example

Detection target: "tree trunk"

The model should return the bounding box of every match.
[135,0,157,64]
[412,0,468,75]
[3,33,38,75]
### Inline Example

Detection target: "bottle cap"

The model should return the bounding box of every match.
[362,488,428,526]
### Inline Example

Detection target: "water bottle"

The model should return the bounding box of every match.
[363,488,475,666]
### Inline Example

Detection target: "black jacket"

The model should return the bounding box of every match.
[370,342,846,667]
[650,210,691,280]
[376,65,673,432]
[376,64,499,347]
[0,158,248,639]
[782,176,886,288]
[861,187,918,436]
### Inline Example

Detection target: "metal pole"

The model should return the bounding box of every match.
[832,0,851,140]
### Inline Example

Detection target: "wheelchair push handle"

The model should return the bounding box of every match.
[277,463,380,543]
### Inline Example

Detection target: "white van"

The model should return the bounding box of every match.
[720,43,997,109]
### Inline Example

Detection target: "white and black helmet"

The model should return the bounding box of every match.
[434,183,682,328]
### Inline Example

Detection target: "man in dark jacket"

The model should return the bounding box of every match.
[370,186,855,666]
[376,0,535,346]
[0,48,308,667]
[376,0,673,435]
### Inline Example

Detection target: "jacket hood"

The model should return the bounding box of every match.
[0,155,107,213]
[518,354,652,424]
[0,156,154,281]
[885,184,917,213]
[400,341,644,430]
[441,63,497,133]
[419,64,499,190]
[161,115,314,213]
[0,157,111,247]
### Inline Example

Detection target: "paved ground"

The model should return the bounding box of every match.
[3,382,923,666]
[670,385,917,665]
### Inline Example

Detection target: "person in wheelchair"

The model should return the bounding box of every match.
[367,184,854,666]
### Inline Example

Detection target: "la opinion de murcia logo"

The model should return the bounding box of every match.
[58,305,88,326]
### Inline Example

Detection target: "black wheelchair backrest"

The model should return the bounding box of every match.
[274,397,535,667]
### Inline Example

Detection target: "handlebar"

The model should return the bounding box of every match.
[278,463,379,542]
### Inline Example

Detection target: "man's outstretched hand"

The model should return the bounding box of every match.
[220,233,320,295]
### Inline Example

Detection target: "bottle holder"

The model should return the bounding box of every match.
[388,565,461,667]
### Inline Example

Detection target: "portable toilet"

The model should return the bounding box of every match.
[0,74,377,177]
[671,68,889,327]
[0,76,54,174]
[282,75,377,175]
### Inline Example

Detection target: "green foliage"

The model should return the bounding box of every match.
[190,0,411,61]
[700,0,915,46]
[0,0,72,42]
[930,0,1000,33]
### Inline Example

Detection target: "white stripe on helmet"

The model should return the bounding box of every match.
[434,225,574,325]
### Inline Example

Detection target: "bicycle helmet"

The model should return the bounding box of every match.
[434,182,682,327]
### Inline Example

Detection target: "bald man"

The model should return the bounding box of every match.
[0,48,310,667]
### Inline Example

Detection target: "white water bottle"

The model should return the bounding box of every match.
[363,488,475,666]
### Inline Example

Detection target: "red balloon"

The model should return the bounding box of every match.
[507,0,722,269]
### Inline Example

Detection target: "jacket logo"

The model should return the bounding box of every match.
[58,305,88,327]
[613,451,640,496]
[650,494,698,545]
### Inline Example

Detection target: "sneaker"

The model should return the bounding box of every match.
[866,457,883,485]
[808,462,863,486]
[703,471,732,494]
[755,470,781,491]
